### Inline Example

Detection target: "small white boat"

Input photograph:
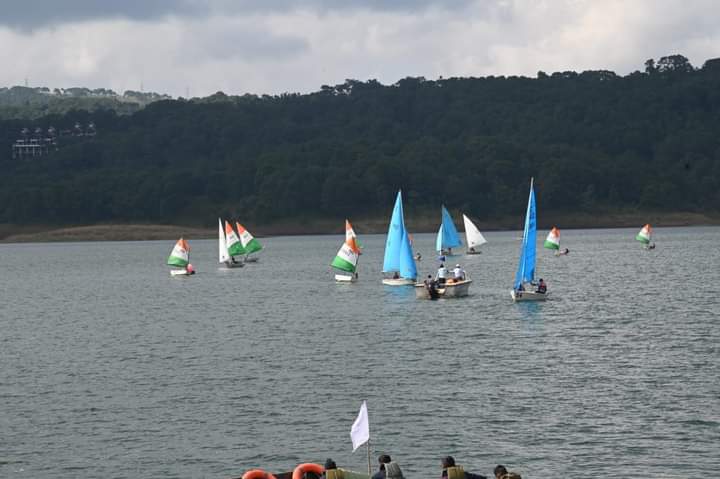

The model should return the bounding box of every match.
[331,219,361,283]
[511,178,549,302]
[236,222,263,262]
[219,218,243,268]
[462,214,487,254]
[382,277,416,286]
[510,288,548,302]
[414,279,472,299]
[636,224,655,249]
[381,191,417,286]
[168,238,195,277]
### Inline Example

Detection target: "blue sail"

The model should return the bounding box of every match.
[436,205,462,251]
[399,229,417,280]
[514,179,537,290]
[382,190,405,273]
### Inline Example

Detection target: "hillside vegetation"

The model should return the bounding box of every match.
[1,54,719,230]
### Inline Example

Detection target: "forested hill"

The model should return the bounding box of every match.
[1,54,720,229]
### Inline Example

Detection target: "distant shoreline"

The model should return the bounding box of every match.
[1,212,718,243]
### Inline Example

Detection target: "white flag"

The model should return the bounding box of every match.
[350,400,370,451]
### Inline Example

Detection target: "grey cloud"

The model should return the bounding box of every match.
[182,27,309,62]
[0,0,481,29]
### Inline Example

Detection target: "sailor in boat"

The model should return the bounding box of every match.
[372,454,393,479]
[424,275,440,300]
[452,263,466,282]
[558,248,569,255]
[436,263,448,285]
[415,252,422,261]
[440,456,486,479]
[494,465,522,479]
[392,271,400,280]
[438,254,446,262]
[535,278,547,294]
[186,264,196,275]
[648,242,656,250]
[323,459,337,479]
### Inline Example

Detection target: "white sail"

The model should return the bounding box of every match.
[462,214,487,250]
[218,218,230,263]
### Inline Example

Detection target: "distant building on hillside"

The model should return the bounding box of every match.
[11,121,97,158]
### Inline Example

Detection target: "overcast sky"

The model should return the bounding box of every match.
[1,0,718,97]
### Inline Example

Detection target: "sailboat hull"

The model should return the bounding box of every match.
[170,269,191,277]
[415,279,472,299]
[382,278,415,286]
[510,289,548,302]
[220,260,244,268]
[335,274,357,283]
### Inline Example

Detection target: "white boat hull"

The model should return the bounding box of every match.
[382,278,416,286]
[415,279,472,299]
[335,274,357,283]
[510,289,548,302]
[170,269,191,276]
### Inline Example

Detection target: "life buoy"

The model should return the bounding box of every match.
[292,463,325,479]
[242,469,277,479]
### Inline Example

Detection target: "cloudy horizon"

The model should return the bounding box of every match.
[1,0,718,97]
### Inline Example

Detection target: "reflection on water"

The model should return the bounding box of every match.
[1,227,719,478]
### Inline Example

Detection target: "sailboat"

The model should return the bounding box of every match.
[236,222,263,262]
[636,224,655,249]
[331,220,361,282]
[436,205,462,256]
[462,214,487,254]
[219,219,244,268]
[382,190,417,285]
[168,238,194,276]
[544,226,561,254]
[510,178,548,301]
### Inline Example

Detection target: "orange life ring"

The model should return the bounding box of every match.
[292,463,325,479]
[242,469,278,479]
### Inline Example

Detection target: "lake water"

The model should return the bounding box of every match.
[1,227,719,479]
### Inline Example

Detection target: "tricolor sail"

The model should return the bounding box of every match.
[167,238,190,267]
[544,227,560,250]
[236,222,262,255]
[462,214,487,252]
[331,234,361,274]
[436,205,462,253]
[345,219,362,251]
[636,224,652,245]
[225,221,245,257]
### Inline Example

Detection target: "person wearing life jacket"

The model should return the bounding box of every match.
[536,278,547,294]
[186,263,195,275]
[452,264,465,281]
[440,456,487,479]
[493,465,522,479]
[372,454,393,479]
[436,263,448,285]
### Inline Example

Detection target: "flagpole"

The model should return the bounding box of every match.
[366,438,371,476]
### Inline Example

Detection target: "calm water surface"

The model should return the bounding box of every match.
[1,227,719,478]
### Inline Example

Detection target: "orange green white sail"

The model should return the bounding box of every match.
[544,227,560,250]
[167,238,190,267]
[236,222,262,255]
[636,224,652,244]
[345,219,362,250]
[332,229,361,273]
[225,221,245,256]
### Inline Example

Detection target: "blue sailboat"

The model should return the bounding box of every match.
[436,205,462,255]
[382,190,417,285]
[511,178,548,301]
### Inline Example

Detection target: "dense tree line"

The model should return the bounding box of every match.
[1,55,719,227]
